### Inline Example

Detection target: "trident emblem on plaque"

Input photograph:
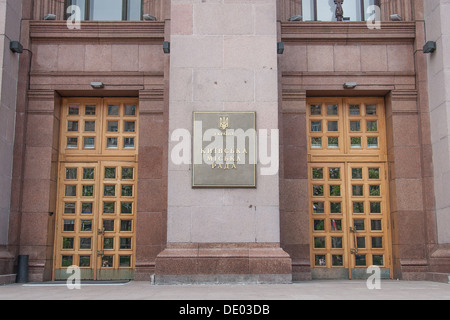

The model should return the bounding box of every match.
[219,116,229,130]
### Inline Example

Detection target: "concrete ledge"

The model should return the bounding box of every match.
[155,274,292,285]
[0,274,17,286]
[425,272,450,284]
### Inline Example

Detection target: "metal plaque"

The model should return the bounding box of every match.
[192,112,256,188]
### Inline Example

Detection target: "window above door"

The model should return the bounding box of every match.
[302,0,381,22]
[66,0,142,21]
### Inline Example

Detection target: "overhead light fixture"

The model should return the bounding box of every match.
[423,41,437,54]
[90,82,104,89]
[288,15,302,22]
[163,41,170,54]
[343,82,358,89]
[44,14,56,20]
[143,14,157,21]
[390,14,402,21]
[10,41,23,54]
[277,42,285,55]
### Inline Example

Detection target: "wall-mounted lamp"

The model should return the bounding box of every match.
[343,82,358,89]
[288,15,302,22]
[143,14,157,21]
[44,14,56,20]
[277,42,285,55]
[90,82,104,89]
[163,41,170,54]
[10,41,23,54]
[423,41,437,54]
[390,14,402,21]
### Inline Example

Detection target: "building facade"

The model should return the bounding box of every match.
[0,0,449,284]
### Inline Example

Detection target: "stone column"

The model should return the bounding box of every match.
[0,0,22,279]
[155,0,291,284]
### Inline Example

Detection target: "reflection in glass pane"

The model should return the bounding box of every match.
[67,137,78,149]
[107,138,118,149]
[127,0,142,20]
[82,185,94,197]
[355,254,366,266]
[64,203,76,214]
[65,185,77,197]
[328,121,338,132]
[371,219,382,231]
[314,237,326,249]
[313,185,324,197]
[315,255,326,267]
[352,168,363,179]
[352,185,364,197]
[108,121,119,132]
[327,105,338,115]
[66,168,77,180]
[354,219,365,231]
[120,238,132,249]
[349,105,360,115]
[68,105,79,115]
[82,203,93,214]
[314,220,325,231]
[122,185,133,197]
[105,168,116,179]
[372,237,383,249]
[80,238,91,250]
[85,121,96,132]
[104,238,114,250]
[79,256,91,267]
[91,0,123,21]
[368,137,379,148]
[313,202,325,214]
[121,202,133,214]
[68,121,79,132]
[370,202,381,214]
[125,105,136,116]
[330,185,341,197]
[84,137,95,149]
[122,168,134,180]
[317,0,335,21]
[104,202,115,214]
[104,185,115,197]
[350,121,361,132]
[120,256,131,267]
[302,0,314,21]
[369,185,380,196]
[102,256,113,268]
[351,137,362,148]
[329,168,340,179]
[330,219,342,231]
[311,137,322,149]
[328,137,339,149]
[312,168,323,179]
[330,202,341,214]
[85,105,96,115]
[124,138,135,149]
[62,256,73,267]
[124,121,136,132]
[103,220,115,232]
[368,168,380,179]
[331,237,342,249]
[373,255,384,266]
[311,121,321,132]
[310,105,321,115]
[332,255,343,266]
[357,237,366,249]
[108,105,120,115]
[80,220,92,232]
[63,220,75,232]
[353,202,364,214]
[121,220,133,232]
[83,168,94,180]
[366,105,377,115]
[367,120,378,132]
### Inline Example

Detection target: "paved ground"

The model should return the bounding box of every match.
[0,280,449,300]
